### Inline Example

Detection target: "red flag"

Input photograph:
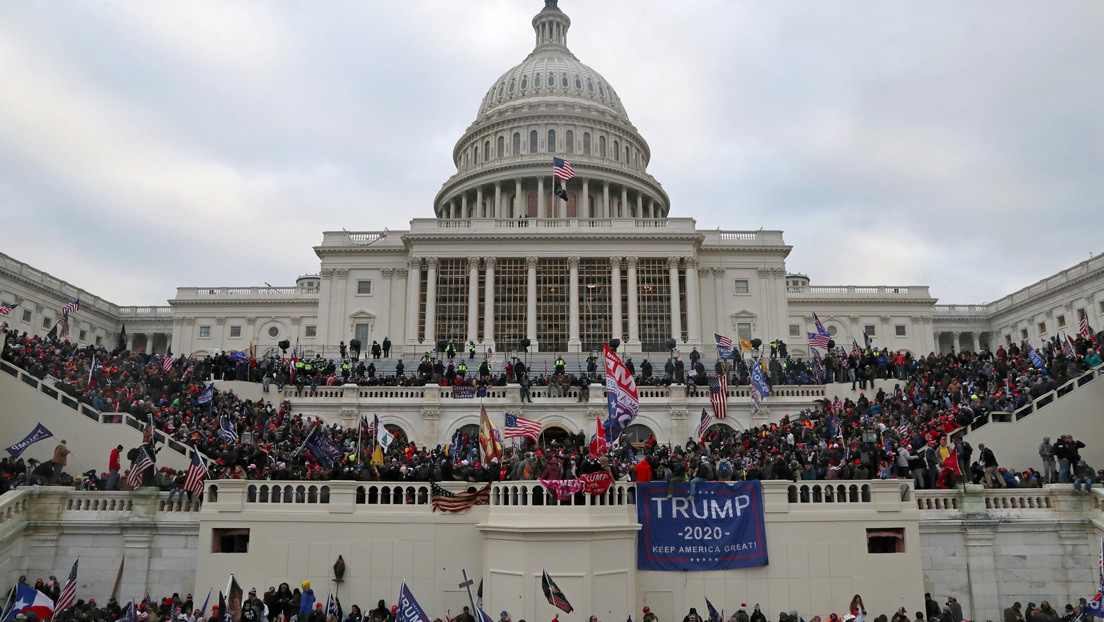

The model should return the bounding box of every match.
[588,414,606,458]
[943,446,962,475]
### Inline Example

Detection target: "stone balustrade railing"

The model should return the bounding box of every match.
[914,484,1102,515]
[967,360,1103,431]
[280,382,826,402]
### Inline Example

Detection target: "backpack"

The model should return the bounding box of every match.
[717,459,732,479]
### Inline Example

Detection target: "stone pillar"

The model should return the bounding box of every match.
[953,332,961,353]
[581,179,590,218]
[527,256,538,351]
[494,181,502,219]
[626,256,640,348]
[636,192,643,219]
[620,186,628,218]
[962,525,1000,621]
[537,177,546,218]
[611,257,623,343]
[713,268,726,336]
[476,187,484,218]
[685,257,701,346]
[602,181,610,218]
[466,257,480,344]
[648,200,655,219]
[461,193,468,219]
[668,257,682,343]
[514,179,523,218]
[424,257,438,344]
[448,200,455,219]
[966,332,977,352]
[127,333,135,351]
[483,258,496,348]
[380,268,394,343]
[405,258,421,342]
[569,256,581,352]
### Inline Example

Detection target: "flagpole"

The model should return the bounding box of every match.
[357,421,363,465]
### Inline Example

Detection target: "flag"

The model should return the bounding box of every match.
[59,314,69,338]
[476,609,494,622]
[715,333,734,360]
[708,375,727,419]
[863,331,872,349]
[4,583,55,620]
[143,413,156,444]
[370,445,384,466]
[740,338,753,351]
[325,590,343,622]
[807,331,830,349]
[61,298,79,315]
[184,446,207,496]
[127,447,153,489]
[5,422,53,458]
[1081,316,1091,337]
[487,347,494,361]
[226,575,244,622]
[1063,334,1075,358]
[199,590,212,617]
[217,416,239,443]
[0,302,18,315]
[541,570,574,614]
[589,413,607,458]
[163,347,174,372]
[197,383,216,405]
[375,415,395,452]
[216,592,227,622]
[696,408,714,442]
[503,413,542,442]
[302,426,343,469]
[943,446,962,476]
[46,323,58,342]
[360,414,376,433]
[1027,346,1047,371]
[705,598,722,622]
[851,339,862,357]
[54,559,79,616]
[118,323,127,351]
[554,182,568,201]
[430,482,491,512]
[603,344,639,442]
[396,582,432,622]
[553,157,576,181]
[476,579,483,608]
[813,313,830,336]
[750,360,770,414]
[478,405,502,463]
[811,348,824,384]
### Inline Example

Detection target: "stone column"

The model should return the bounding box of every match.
[483,258,496,348]
[476,187,484,218]
[467,257,480,344]
[636,192,643,219]
[494,181,502,219]
[626,256,640,348]
[527,256,538,351]
[569,256,581,352]
[610,257,623,343]
[424,257,438,344]
[581,179,590,218]
[380,268,394,343]
[538,177,546,218]
[620,186,628,218]
[461,193,468,219]
[602,181,610,218]
[685,257,701,346]
[668,257,683,343]
[405,258,421,342]
[953,332,961,353]
[514,179,523,218]
[713,267,725,336]
[648,200,655,219]
[962,526,1000,621]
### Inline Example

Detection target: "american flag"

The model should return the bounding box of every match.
[360,414,376,432]
[851,339,862,357]
[162,347,173,372]
[708,375,727,419]
[1062,335,1075,358]
[696,408,714,442]
[143,414,155,444]
[184,447,207,496]
[54,559,79,616]
[1081,316,1091,337]
[714,333,734,359]
[553,157,575,181]
[0,302,17,315]
[217,416,239,443]
[808,331,830,349]
[503,413,542,442]
[126,447,153,489]
[430,483,490,513]
[813,313,830,336]
[61,298,80,315]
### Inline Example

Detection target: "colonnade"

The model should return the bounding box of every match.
[440,177,665,220]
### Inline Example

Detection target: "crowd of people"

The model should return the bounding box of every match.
[1,326,1102,495]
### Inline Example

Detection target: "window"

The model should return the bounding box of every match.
[508,79,515,93]
[513,133,521,155]
[497,136,504,158]
[305,325,317,337]
[562,74,568,87]
[737,323,752,341]
[357,280,373,295]
[42,317,52,329]
[22,309,31,323]
[1078,308,1087,320]
[583,132,591,155]
[79,330,87,341]
[1037,322,1046,334]
[520,76,527,90]
[575,77,581,90]
[229,326,242,338]
[826,325,838,336]
[199,326,211,338]
[733,279,749,294]
[547,129,556,152]
[267,326,279,338]
[529,130,538,153]
[565,130,574,154]
[895,325,907,337]
[1056,315,1066,328]
[473,145,479,163]
[587,79,594,92]
[1005,334,1012,345]
[534,74,541,87]
[866,528,905,554]
[212,528,250,553]
[95,336,102,346]
[613,140,619,160]
[1021,328,1029,340]
[789,324,800,337]
[864,325,876,337]
[599,136,606,157]
[484,140,490,161]
[1099,301,1104,314]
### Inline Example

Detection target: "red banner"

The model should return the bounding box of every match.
[579,471,613,495]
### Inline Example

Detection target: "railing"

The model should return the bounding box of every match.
[116,306,173,317]
[787,285,928,297]
[934,305,990,317]
[0,490,30,525]
[914,486,1083,513]
[967,360,1103,431]
[0,252,120,315]
[786,482,874,504]
[175,286,319,298]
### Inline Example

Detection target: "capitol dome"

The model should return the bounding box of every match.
[433,0,669,222]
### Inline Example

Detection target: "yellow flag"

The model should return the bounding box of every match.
[479,404,502,462]
[740,338,753,351]
[370,445,384,466]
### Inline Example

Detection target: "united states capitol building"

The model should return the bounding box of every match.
[1,2,1103,620]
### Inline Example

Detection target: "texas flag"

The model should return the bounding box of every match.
[4,583,55,620]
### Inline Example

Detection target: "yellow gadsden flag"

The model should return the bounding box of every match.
[740,338,753,351]
[370,444,384,466]
[479,404,502,463]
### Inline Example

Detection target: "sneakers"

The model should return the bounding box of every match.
[688,494,695,502]
[666,492,673,499]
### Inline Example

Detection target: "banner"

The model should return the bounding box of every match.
[396,582,432,622]
[579,471,613,495]
[636,481,768,571]
[453,386,477,399]
[6,423,54,458]
[603,344,639,442]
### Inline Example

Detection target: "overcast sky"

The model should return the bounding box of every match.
[1,1,1101,306]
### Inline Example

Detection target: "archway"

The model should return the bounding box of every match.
[622,423,655,447]
[536,425,573,452]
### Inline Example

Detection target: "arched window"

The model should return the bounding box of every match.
[529,130,538,153]
[562,74,569,87]
[484,140,490,161]
[547,129,556,152]
[613,140,619,161]
[527,192,538,218]
[599,136,606,157]
[625,145,630,163]
[513,133,521,155]
[565,130,574,154]
[498,136,504,158]
[583,132,591,155]
[474,145,479,163]
[534,74,541,88]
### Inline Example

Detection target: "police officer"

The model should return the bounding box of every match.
[341,360,350,382]
[457,361,468,378]
[468,341,477,359]
[554,355,566,375]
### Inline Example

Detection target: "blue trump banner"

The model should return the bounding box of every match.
[396,582,431,622]
[636,480,768,571]
[6,423,53,458]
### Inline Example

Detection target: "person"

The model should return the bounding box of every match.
[500,612,511,622]
[1072,460,1095,493]
[891,609,909,622]
[850,595,866,622]
[924,595,940,621]
[1004,602,1024,622]
[978,444,1003,488]
[454,607,476,622]
[643,607,659,622]
[107,444,123,490]
[683,609,702,622]
[49,439,70,483]
[347,606,364,622]
[382,337,392,358]
[750,605,766,622]
[1039,437,1056,484]
[945,598,962,622]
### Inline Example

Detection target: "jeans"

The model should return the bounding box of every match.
[1058,459,1072,483]
[1042,459,1056,483]
[1074,477,1092,493]
[688,477,705,499]
[106,469,119,491]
